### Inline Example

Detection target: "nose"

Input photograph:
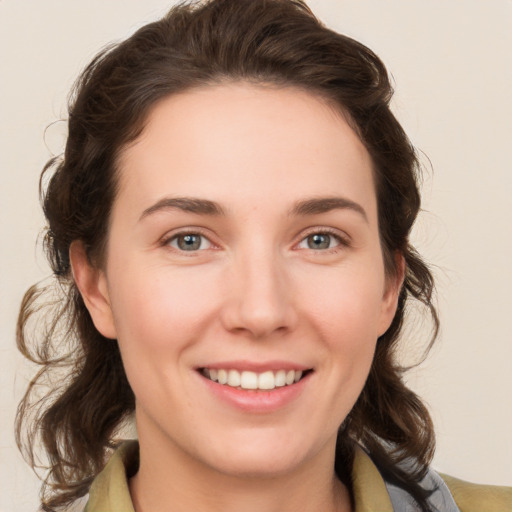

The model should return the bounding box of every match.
[220,249,298,339]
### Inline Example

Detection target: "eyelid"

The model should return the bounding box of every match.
[160,227,219,251]
[158,225,351,253]
[294,226,351,250]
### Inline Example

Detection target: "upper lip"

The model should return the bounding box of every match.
[196,360,312,372]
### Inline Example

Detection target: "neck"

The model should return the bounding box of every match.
[129,429,352,512]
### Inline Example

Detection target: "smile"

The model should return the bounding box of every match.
[200,368,308,390]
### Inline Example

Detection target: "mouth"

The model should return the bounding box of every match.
[199,368,312,391]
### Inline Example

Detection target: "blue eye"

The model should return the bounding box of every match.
[298,232,341,250]
[168,233,212,251]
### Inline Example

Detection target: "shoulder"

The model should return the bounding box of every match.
[353,446,511,512]
[83,441,138,512]
[440,473,512,512]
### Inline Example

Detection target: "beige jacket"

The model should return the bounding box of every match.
[83,441,511,511]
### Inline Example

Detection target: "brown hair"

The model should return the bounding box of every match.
[16,0,438,510]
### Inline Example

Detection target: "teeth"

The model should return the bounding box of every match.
[217,369,228,385]
[227,369,241,387]
[203,368,306,390]
[240,371,258,389]
[275,370,286,387]
[258,371,275,390]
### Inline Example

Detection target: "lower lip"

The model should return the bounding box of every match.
[198,372,311,413]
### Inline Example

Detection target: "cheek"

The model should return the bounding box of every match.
[107,262,223,351]
[106,264,221,412]
[299,263,386,335]
[297,262,385,390]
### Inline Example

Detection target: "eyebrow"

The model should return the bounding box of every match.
[139,197,225,220]
[289,197,368,222]
[139,195,368,222]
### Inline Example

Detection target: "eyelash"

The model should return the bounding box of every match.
[161,227,350,254]
[296,228,350,253]
[161,229,216,254]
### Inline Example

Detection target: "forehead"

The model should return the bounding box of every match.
[115,82,376,219]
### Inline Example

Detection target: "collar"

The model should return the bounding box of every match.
[84,440,393,512]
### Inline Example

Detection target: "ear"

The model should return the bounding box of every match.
[69,240,117,339]
[378,252,405,337]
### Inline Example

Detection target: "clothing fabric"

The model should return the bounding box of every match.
[384,467,459,511]
[83,441,512,512]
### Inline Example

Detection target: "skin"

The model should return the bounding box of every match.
[71,83,403,512]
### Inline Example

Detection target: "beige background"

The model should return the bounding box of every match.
[1,0,511,510]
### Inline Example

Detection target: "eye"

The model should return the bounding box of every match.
[297,232,343,251]
[167,233,213,251]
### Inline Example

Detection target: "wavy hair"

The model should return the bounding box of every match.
[16,0,438,510]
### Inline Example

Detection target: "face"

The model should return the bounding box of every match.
[74,83,400,479]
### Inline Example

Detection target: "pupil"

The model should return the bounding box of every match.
[308,234,330,249]
[179,234,201,251]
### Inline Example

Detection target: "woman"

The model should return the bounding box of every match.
[15,1,511,511]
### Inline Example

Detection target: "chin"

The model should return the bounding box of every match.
[206,451,305,479]
[193,429,327,479]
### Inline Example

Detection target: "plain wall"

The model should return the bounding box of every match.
[1,1,511,510]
